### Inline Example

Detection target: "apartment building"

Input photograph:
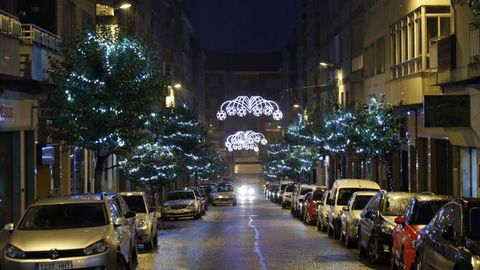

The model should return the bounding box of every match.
[289,0,480,197]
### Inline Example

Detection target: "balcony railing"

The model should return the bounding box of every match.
[20,24,61,51]
[0,9,21,38]
[469,24,480,62]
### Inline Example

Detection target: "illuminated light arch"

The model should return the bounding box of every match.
[225,131,268,152]
[216,96,283,121]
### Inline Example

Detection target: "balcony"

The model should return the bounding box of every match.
[0,10,21,38]
[0,10,21,77]
[19,24,61,81]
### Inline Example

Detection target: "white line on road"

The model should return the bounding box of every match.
[248,216,270,270]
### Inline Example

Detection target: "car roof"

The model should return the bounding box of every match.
[300,184,326,189]
[352,191,378,196]
[385,192,421,198]
[118,191,145,196]
[412,194,452,202]
[29,195,107,207]
[332,179,380,189]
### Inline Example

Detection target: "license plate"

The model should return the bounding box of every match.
[37,261,72,270]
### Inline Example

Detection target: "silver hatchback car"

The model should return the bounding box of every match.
[2,194,137,270]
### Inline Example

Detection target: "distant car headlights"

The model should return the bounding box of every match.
[83,240,108,256]
[5,244,25,259]
[472,255,480,270]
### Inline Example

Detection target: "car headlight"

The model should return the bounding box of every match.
[472,255,480,270]
[5,244,25,259]
[83,240,108,256]
[380,223,394,235]
[188,202,196,209]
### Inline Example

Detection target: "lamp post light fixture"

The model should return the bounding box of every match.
[119,2,132,9]
[165,83,182,108]
[319,62,336,68]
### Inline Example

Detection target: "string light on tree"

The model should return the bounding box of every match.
[225,131,268,152]
[216,96,283,121]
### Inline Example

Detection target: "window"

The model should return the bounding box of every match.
[376,37,385,74]
[390,6,450,78]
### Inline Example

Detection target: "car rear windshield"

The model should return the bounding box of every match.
[122,195,146,213]
[382,196,411,216]
[167,192,195,200]
[217,185,234,192]
[352,195,374,210]
[410,200,448,225]
[285,185,295,192]
[18,203,108,230]
[469,207,480,240]
[313,191,324,201]
[337,188,378,206]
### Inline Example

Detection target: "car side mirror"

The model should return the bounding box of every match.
[125,210,136,219]
[394,215,405,225]
[342,206,349,212]
[114,217,128,227]
[3,223,14,232]
[442,225,454,240]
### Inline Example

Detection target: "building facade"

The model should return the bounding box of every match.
[289,0,480,197]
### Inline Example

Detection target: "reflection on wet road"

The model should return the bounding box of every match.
[136,196,387,270]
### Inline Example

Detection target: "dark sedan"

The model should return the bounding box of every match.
[414,198,480,270]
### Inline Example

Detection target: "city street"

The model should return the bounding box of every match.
[136,194,387,270]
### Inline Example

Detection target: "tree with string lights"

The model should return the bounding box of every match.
[354,95,405,190]
[47,29,162,191]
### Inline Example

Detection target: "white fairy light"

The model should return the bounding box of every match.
[216,96,283,120]
[225,131,268,152]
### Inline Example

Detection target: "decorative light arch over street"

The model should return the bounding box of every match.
[225,130,268,152]
[216,96,283,121]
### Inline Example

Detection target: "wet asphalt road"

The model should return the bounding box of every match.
[136,196,388,270]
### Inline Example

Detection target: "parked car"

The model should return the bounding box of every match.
[3,194,137,270]
[213,183,237,206]
[120,191,159,250]
[340,191,377,247]
[161,190,202,220]
[316,191,331,232]
[281,183,297,209]
[326,179,381,239]
[303,188,328,224]
[292,184,324,218]
[185,187,207,214]
[200,184,217,203]
[277,180,293,204]
[358,191,417,264]
[391,194,450,270]
[413,198,480,270]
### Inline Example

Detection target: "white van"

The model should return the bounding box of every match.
[326,179,380,239]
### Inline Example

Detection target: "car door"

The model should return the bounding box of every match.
[109,200,130,260]
[432,203,461,270]
[422,204,449,270]
[359,193,381,247]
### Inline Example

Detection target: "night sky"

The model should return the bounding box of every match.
[184,0,302,53]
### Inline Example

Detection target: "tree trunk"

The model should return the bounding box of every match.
[94,154,109,192]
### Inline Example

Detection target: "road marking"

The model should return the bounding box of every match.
[248,216,270,270]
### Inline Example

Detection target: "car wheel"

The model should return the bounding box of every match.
[345,231,353,248]
[153,231,158,248]
[327,224,334,237]
[320,219,327,232]
[358,229,367,258]
[131,244,138,263]
[413,252,423,270]
[116,255,128,270]
[144,237,154,250]
[333,220,341,239]
[367,235,383,264]
[339,229,345,244]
